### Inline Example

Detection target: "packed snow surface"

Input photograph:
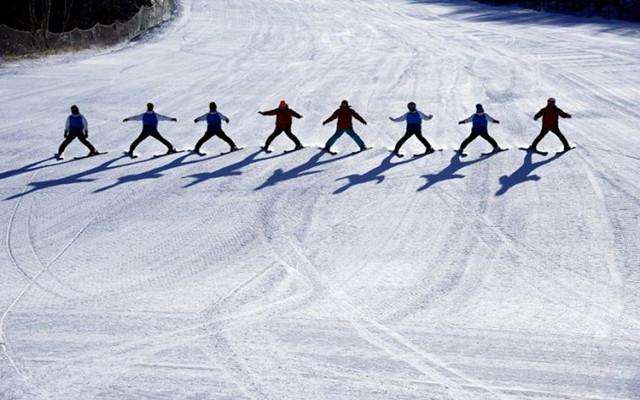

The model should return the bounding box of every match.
[1,0,640,398]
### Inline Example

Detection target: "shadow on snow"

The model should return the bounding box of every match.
[255,150,356,190]
[495,150,565,196]
[183,149,288,188]
[418,152,498,192]
[333,153,421,194]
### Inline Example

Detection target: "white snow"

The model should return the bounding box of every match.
[1,0,640,398]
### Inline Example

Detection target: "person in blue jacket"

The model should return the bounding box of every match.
[457,104,504,157]
[55,105,99,159]
[123,103,178,158]
[389,102,434,157]
[193,102,239,155]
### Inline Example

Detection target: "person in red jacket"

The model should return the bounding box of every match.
[322,100,368,154]
[529,98,572,152]
[259,100,303,153]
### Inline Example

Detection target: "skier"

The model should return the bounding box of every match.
[389,102,434,157]
[193,102,239,155]
[258,100,303,153]
[322,100,368,154]
[457,104,504,157]
[529,98,573,153]
[56,105,99,160]
[123,103,178,158]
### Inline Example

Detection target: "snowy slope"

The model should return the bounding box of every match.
[1,0,640,398]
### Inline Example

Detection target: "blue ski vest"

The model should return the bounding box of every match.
[405,111,422,126]
[143,112,159,127]
[68,115,84,129]
[472,114,488,130]
[207,113,222,130]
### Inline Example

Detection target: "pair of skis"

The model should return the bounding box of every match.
[55,151,109,161]
[517,146,575,156]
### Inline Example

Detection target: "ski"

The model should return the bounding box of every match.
[556,146,576,155]
[317,146,338,155]
[122,151,138,159]
[413,149,443,157]
[351,147,372,155]
[518,147,548,156]
[152,150,187,158]
[480,148,509,157]
[220,147,244,156]
[73,151,108,161]
[283,146,305,154]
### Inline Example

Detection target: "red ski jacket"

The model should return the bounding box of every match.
[534,105,571,129]
[262,107,302,129]
[323,107,367,130]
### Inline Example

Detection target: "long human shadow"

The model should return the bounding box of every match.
[333,153,420,194]
[417,152,498,192]
[183,149,288,188]
[5,155,144,200]
[0,156,70,181]
[495,150,566,196]
[94,151,224,193]
[255,150,356,190]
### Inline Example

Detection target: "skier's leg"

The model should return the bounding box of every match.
[284,128,303,148]
[194,132,214,153]
[345,129,366,150]
[529,128,549,150]
[216,130,238,151]
[57,134,76,155]
[150,131,175,152]
[414,132,434,151]
[458,132,478,153]
[551,127,571,149]
[77,134,97,153]
[324,129,344,150]
[129,132,149,154]
[264,128,283,150]
[479,131,500,150]
[393,132,412,154]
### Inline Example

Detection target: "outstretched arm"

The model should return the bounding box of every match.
[458,115,473,124]
[123,113,145,122]
[323,111,338,125]
[291,109,303,119]
[156,113,177,122]
[218,112,230,123]
[486,114,500,124]
[534,109,543,121]
[559,109,572,119]
[194,113,208,123]
[419,111,433,121]
[260,109,278,116]
[352,110,367,125]
[389,113,407,122]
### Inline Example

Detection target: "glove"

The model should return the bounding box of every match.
[494,120,500,124]
[172,118,178,122]
[64,131,68,138]
[193,119,198,123]
[458,121,464,125]
[122,118,128,122]
[85,131,89,137]
[258,111,265,115]
[388,117,393,121]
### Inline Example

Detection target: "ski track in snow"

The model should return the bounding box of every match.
[1,0,640,398]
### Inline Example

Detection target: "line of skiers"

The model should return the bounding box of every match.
[56,98,573,160]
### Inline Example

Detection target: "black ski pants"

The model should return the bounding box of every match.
[393,126,433,153]
[194,129,237,152]
[58,129,96,154]
[129,127,174,153]
[459,128,499,152]
[530,126,570,149]
[264,127,302,149]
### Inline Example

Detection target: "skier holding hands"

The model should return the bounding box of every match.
[258,100,304,153]
[457,104,504,157]
[322,100,369,155]
[193,102,239,155]
[55,105,100,160]
[389,102,434,157]
[123,103,178,158]
[528,98,573,154]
